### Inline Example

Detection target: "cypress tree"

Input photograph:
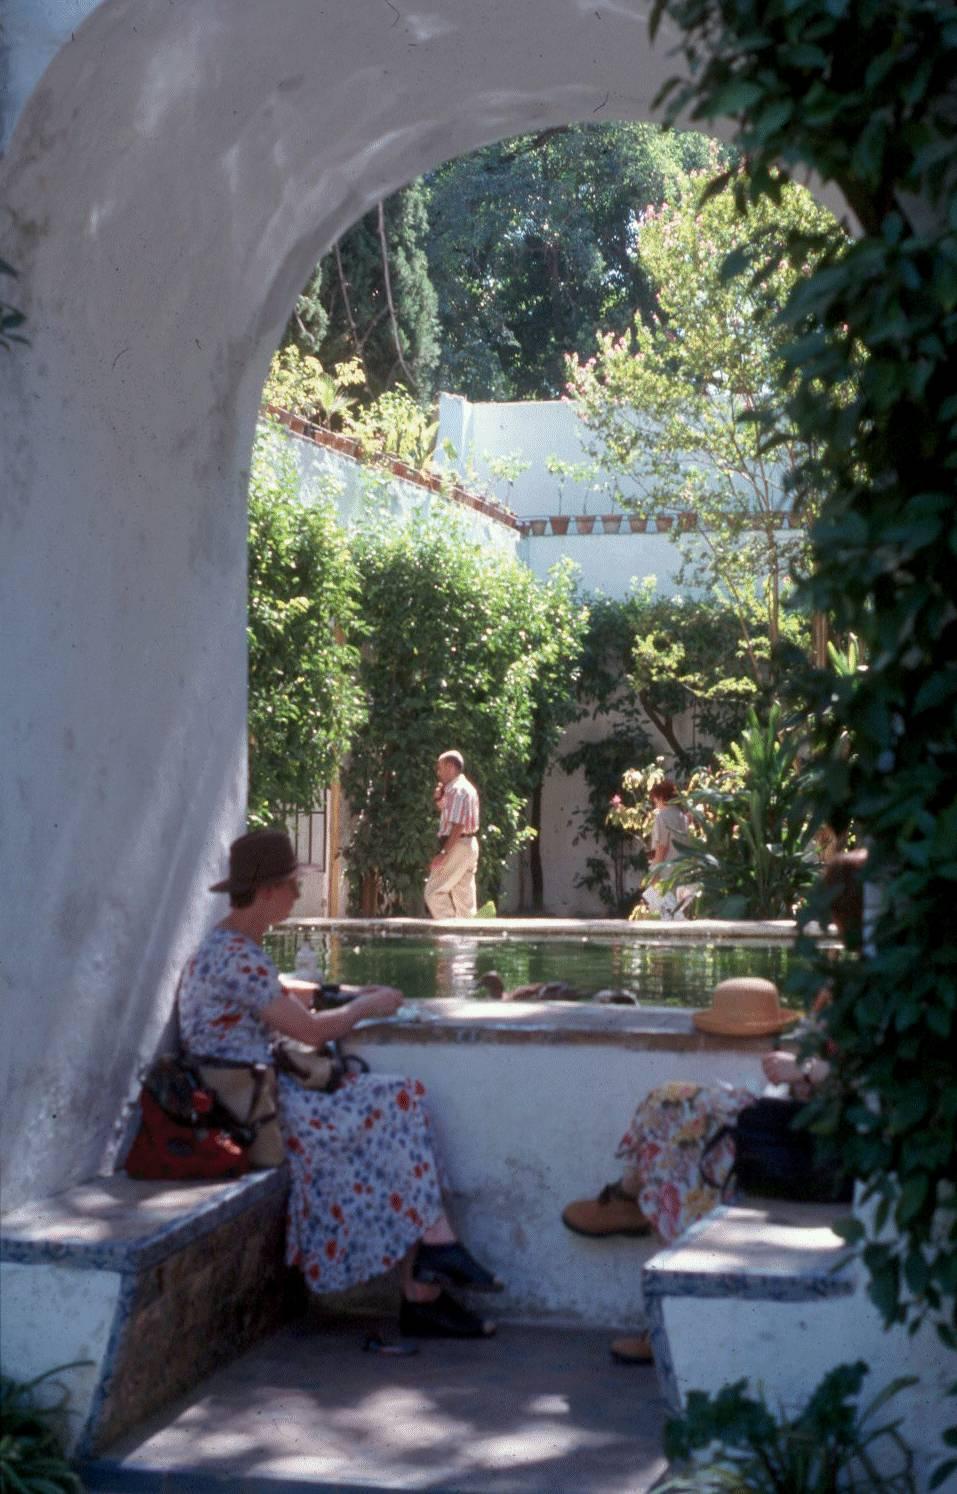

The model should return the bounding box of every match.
[284,180,439,401]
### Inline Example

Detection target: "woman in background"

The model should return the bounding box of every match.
[641,779,694,919]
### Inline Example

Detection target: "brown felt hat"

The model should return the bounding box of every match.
[692,977,799,1038]
[209,828,301,894]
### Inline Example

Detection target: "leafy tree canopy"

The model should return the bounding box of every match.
[426,122,719,399]
[567,165,842,672]
[282,123,722,409]
[284,180,440,400]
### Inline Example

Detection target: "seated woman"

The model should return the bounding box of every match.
[562,1042,829,1364]
[179,827,502,1340]
[562,852,865,1364]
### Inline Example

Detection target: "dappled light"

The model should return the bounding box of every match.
[96,1319,668,1490]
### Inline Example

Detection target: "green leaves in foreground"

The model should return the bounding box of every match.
[660,1362,918,1494]
[651,0,957,1438]
[0,1367,88,1494]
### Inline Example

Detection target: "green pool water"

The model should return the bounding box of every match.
[263,928,800,1008]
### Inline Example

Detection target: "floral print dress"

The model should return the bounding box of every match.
[616,1081,756,1243]
[179,927,446,1294]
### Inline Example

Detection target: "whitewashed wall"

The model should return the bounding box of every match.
[438,392,631,516]
[3,0,727,1212]
[260,420,520,556]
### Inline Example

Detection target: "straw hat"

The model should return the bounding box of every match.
[693,977,799,1037]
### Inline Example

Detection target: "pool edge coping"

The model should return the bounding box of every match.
[284,916,814,942]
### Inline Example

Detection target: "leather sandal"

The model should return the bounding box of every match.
[414,1241,504,1293]
[399,1289,496,1339]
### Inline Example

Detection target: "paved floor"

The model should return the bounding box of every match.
[80,1316,670,1493]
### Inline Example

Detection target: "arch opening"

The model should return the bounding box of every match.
[0,0,850,1205]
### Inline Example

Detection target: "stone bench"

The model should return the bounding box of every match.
[348,1001,776,1327]
[0,1166,294,1457]
[642,1199,855,1414]
[641,1199,952,1491]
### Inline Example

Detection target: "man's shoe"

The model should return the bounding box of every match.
[561,1181,652,1238]
[610,1333,654,1364]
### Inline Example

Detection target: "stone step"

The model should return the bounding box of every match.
[0,1169,294,1457]
[641,1199,952,1492]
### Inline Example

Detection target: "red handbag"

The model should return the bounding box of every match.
[124,1058,250,1181]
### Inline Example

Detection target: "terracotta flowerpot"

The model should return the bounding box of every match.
[550,516,571,536]
[627,514,649,533]
[678,511,696,531]
[529,518,547,536]
[575,515,597,535]
[655,514,674,532]
[600,513,623,533]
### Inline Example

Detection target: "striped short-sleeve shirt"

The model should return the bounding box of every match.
[438,774,480,836]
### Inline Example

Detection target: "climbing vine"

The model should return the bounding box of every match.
[247,432,366,827]
[343,506,585,912]
[652,0,957,1447]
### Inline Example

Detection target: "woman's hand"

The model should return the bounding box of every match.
[762,1050,829,1097]
[351,986,404,1022]
[762,1051,800,1087]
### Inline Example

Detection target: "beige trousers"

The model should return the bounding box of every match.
[424,837,479,918]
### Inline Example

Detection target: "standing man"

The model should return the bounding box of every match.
[425,751,480,918]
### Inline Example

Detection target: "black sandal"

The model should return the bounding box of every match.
[399,1289,496,1339]
[413,1241,504,1293]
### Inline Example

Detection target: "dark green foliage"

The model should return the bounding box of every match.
[562,590,756,912]
[342,510,586,912]
[651,0,957,1415]
[426,123,718,400]
[563,729,654,916]
[661,1361,916,1493]
[247,434,366,825]
[0,1368,87,1494]
[663,706,819,919]
[283,261,328,359]
[285,181,440,400]
[286,124,719,405]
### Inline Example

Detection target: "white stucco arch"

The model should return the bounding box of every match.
[0,0,846,1208]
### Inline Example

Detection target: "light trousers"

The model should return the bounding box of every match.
[424,837,479,918]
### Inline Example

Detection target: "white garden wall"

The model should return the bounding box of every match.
[3,0,727,1212]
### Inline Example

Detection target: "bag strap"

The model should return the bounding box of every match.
[331,1040,370,1077]
[699,1122,736,1193]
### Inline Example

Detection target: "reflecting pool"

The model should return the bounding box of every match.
[263,928,803,1008]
